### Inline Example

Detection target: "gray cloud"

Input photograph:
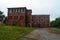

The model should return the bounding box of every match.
[0,0,60,21]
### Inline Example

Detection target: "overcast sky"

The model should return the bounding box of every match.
[0,0,60,21]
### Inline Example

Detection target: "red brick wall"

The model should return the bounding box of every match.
[32,15,50,27]
[7,13,25,26]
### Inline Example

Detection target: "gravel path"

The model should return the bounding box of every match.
[18,28,60,40]
[39,28,60,40]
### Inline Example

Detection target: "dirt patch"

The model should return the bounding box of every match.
[48,28,60,34]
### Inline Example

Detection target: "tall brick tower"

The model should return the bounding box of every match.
[7,7,32,26]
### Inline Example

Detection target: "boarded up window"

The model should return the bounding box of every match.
[14,16,18,19]
[8,16,12,19]
[20,16,24,20]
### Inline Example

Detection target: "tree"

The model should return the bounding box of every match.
[0,11,5,23]
[50,17,60,28]
[0,11,3,15]
[0,11,5,20]
[3,16,7,24]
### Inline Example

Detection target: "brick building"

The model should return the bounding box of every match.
[7,7,50,27]
[32,15,50,27]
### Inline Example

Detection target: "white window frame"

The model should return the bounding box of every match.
[21,8,25,13]
[18,8,20,13]
[9,9,12,13]
[16,9,17,13]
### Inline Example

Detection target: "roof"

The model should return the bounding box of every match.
[32,15,50,16]
[7,7,27,9]
[32,15,50,17]
[32,14,50,16]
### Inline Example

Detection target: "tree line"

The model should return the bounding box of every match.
[50,17,60,28]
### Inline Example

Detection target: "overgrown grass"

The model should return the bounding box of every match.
[48,28,60,34]
[0,24,35,40]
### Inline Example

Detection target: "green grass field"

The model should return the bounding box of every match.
[0,24,35,40]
